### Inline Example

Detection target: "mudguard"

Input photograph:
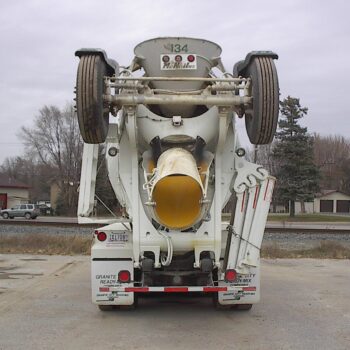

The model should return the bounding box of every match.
[233,51,278,77]
[75,48,119,76]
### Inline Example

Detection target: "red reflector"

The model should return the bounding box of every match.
[187,54,195,62]
[164,287,188,292]
[125,287,149,293]
[118,270,131,283]
[225,269,237,282]
[97,231,107,242]
[203,287,227,292]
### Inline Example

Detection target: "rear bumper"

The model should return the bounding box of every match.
[99,285,254,293]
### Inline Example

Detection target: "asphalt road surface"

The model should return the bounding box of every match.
[0,255,349,350]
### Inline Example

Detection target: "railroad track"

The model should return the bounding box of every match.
[0,219,99,228]
[1,219,350,233]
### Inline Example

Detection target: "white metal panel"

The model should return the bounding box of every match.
[106,124,130,212]
[136,105,219,151]
[77,143,99,221]
[118,118,133,215]
[239,178,275,268]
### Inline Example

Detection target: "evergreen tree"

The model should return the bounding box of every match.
[272,96,320,216]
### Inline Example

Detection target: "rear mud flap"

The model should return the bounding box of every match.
[218,266,260,305]
[91,258,134,306]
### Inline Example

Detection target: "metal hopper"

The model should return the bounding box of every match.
[134,37,222,117]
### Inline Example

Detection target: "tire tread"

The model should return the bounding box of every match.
[244,57,279,144]
[76,55,109,144]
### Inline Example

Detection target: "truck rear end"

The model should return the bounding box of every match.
[74,37,278,310]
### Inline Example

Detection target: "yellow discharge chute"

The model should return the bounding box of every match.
[151,148,204,230]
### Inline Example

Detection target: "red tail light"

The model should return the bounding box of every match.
[118,270,131,283]
[225,269,237,282]
[96,231,107,242]
[187,55,195,62]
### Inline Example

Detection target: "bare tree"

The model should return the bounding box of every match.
[313,134,350,192]
[19,104,83,214]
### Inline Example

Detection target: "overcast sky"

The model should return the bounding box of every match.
[0,0,349,164]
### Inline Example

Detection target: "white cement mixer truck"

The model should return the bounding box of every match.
[74,37,279,310]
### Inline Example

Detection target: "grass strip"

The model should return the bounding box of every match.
[262,241,350,259]
[0,233,91,255]
[1,234,350,259]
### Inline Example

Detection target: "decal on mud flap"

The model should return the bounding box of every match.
[95,273,118,301]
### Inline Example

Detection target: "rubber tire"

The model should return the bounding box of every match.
[244,57,279,145]
[98,302,137,312]
[98,305,115,311]
[233,304,253,311]
[122,295,138,310]
[213,294,253,311]
[2,212,9,219]
[98,295,138,311]
[24,213,31,220]
[212,293,232,310]
[76,55,109,144]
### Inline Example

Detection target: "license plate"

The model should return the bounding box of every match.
[160,54,197,70]
[108,233,129,243]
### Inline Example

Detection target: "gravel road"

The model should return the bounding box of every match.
[0,255,349,350]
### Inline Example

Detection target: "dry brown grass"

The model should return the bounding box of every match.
[0,233,91,255]
[1,234,350,259]
[262,241,350,259]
